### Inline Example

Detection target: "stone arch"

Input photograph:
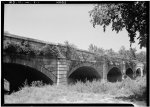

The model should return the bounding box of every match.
[68,63,101,84]
[4,63,53,93]
[126,68,134,79]
[136,68,142,77]
[107,67,122,82]
[135,62,144,77]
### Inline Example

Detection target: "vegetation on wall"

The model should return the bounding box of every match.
[39,44,60,58]
[3,39,146,64]
[4,40,38,56]
[63,41,79,60]
[3,40,60,58]
[3,39,83,60]
[59,41,95,62]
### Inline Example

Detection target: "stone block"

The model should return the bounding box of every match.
[58,70,67,75]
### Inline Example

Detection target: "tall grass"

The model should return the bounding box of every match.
[5,76,146,103]
[68,76,146,98]
[12,76,147,97]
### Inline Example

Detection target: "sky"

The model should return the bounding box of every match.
[4,4,146,53]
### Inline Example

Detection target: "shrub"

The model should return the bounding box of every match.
[69,80,112,94]
[3,40,61,58]
[68,76,146,100]
[3,40,21,54]
[39,44,59,58]
[30,81,45,87]
[130,76,146,98]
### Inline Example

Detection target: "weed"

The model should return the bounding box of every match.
[30,81,45,87]
[5,76,146,104]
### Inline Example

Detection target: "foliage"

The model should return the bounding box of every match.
[3,39,95,61]
[88,44,105,56]
[136,51,146,62]
[20,40,40,56]
[131,76,146,96]
[64,41,79,60]
[63,41,93,61]
[129,48,137,60]
[3,40,40,56]
[17,80,45,93]
[39,44,59,58]
[118,46,137,60]
[88,44,121,62]
[88,43,146,64]
[69,76,146,99]
[30,81,45,87]
[118,46,128,59]
[105,48,118,57]
[80,52,91,62]
[3,39,62,58]
[3,40,22,54]
[4,36,145,63]
[89,2,147,48]
[5,76,146,104]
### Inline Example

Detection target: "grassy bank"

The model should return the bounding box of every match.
[4,76,146,104]
[69,76,146,98]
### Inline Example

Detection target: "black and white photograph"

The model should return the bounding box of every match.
[2,1,148,106]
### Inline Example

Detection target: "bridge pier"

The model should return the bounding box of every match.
[141,68,144,77]
[102,61,108,82]
[121,61,126,79]
[56,59,68,85]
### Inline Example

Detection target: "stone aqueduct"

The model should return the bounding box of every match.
[3,33,145,92]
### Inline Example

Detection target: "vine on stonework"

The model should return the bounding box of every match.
[39,44,60,58]
[3,40,60,58]
[58,41,81,60]
[4,39,127,63]
[3,39,84,59]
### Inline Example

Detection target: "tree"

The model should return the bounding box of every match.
[118,46,128,59]
[88,44,105,55]
[105,48,117,57]
[89,2,147,48]
[118,46,137,60]
[136,51,146,62]
[129,47,137,60]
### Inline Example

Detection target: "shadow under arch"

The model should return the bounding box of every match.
[126,68,134,79]
[136,68,141,77]
[107,67,122,82]
[68,66,101,84]
[143,64,146,75]
[4,63,53,94]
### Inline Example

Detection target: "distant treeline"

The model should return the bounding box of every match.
[88,44,146,63]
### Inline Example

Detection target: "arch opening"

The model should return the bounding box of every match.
[136,68,141,77]
[107,67,122,82]
[68,66,101,84]
[126,68,134,79]
[4,63,53,94]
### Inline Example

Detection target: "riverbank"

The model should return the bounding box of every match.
[4,76,147,106]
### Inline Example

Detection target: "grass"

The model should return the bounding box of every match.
[4,76,147,104]
[69,76,146,99]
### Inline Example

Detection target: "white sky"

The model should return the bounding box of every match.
[4,4,146,53]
